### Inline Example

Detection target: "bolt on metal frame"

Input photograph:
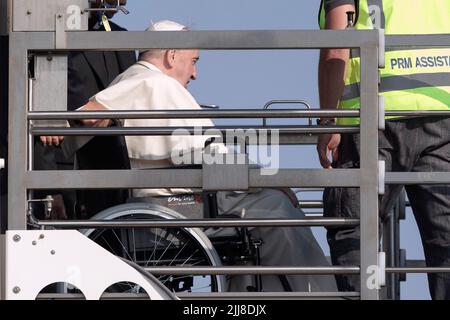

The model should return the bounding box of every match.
[4,8,450,299]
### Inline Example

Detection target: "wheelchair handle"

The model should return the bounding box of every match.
[262,99,312,127]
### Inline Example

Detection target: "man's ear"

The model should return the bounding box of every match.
[166,49,177,68]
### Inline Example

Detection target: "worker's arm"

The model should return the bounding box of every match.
[316,3,354,169]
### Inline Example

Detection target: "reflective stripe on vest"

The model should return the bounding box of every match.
[319,0,450,125]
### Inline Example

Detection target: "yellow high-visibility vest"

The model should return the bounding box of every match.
[319,0,450,125]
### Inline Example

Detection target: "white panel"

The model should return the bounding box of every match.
[5,230,177,300]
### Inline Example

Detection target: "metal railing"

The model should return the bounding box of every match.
[6,28,382,300]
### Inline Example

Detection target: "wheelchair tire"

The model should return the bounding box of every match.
[81,202,226,293]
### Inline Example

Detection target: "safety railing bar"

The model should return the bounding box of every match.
[304,213,324,217]
[386,34,450,47]
[249,169,360,188]
[277,134,318,145]
[386,172,450,185]
[31,125,360,136]
[386,267,450,274]
[176,292,360,300]
[27,168,361,189]
[21,30,450,51]
[13,30,381,51]
[62,29,380,50]
[28,109,361,120]
[385,110,450,117]
[27,109,450,121]
[144,266,360,275]
[37,217,360,229]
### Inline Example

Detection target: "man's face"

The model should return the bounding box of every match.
[171,49,200,88]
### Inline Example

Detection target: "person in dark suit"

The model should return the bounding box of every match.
[36,0,136,219]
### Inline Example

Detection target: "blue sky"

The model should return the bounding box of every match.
[113,0,429,299]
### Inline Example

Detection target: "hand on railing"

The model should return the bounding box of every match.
[39,135,65,146]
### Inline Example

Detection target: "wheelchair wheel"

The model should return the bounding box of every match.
[81,203,226,293]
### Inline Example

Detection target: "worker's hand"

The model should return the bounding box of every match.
[317,133,341,169]
[39,136,64,147]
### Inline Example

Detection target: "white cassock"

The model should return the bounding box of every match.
[92,61,337,292]
[92,61,215,196]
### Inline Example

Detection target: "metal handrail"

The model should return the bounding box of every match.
[386,267,450,274]
[35,217,360,229]
[31,125,359,136]
[144,266,361,275]
[262,100,313,126]
[28,109,359,120]
[27,109,450,121]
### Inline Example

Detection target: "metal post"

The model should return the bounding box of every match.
[7,33,28,230]
[359,30,382,300]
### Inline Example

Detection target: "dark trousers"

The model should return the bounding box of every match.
[324,116,450,300]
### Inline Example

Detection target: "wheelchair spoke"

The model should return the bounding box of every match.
[99,234,119,256]
[154,229,182,266]
[166,239,190,267]
[131,228,137,263]
[144,227,163,267]
[144,227,170,267]
[180,248,200,267]
[110,229,134,262]
[149,227,158,266]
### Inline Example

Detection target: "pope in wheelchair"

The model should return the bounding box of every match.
[61,20,337,293]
